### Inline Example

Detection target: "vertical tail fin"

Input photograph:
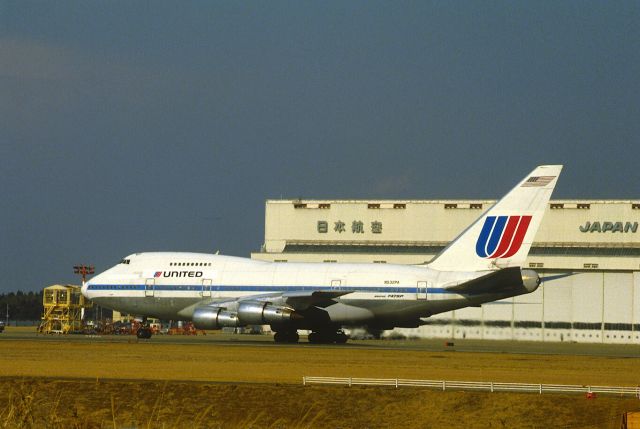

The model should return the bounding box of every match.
[427,165,562,272]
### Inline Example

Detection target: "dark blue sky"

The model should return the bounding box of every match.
[1,1,638,292]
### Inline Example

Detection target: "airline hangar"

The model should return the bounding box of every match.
[251,199,640,344]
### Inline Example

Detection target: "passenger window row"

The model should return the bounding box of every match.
[169,262,211,267]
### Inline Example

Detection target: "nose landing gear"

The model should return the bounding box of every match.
[135,318,153,339]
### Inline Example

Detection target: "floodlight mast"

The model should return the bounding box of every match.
[74,265,95,322]
[73,265,95,285]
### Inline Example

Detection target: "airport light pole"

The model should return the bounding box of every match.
[74,265,95,322]
[73,265,95,285]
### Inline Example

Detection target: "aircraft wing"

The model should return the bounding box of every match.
[281,290,353,310]
[201,290,353,311]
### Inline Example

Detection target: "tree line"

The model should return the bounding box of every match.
[0,291,43,321]
[0,291,107,323]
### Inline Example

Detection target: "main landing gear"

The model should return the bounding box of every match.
[273,330,300,343]
[271,328,349,344]
[308,330,348,344]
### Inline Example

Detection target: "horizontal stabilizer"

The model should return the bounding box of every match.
[447,267,524,295]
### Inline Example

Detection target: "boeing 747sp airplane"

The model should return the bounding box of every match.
[83,165,562,343]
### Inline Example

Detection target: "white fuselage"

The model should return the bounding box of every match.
[83,252,526,329]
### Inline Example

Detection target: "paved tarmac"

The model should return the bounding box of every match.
[1,326,639,358]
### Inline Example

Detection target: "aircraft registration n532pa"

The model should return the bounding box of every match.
[83,165,562,343]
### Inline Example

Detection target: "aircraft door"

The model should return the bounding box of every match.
[145,278,155,297]
[201,279,212,297]
[416,281,427,300]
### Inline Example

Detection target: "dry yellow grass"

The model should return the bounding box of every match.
[0,339,638,387]
[0,378,638,429]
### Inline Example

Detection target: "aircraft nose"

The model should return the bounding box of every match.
[81,273,100,297]
[81,280,89,297]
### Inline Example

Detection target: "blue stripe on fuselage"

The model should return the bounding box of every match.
[86,284,450,294]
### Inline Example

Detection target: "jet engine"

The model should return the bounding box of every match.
[192,302,300,330]
[192,306,239,329]
[237,302,300,325]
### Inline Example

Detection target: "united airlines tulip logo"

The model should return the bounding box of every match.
[476,215,532,258]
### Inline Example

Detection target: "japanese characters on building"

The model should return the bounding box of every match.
[317,220,382,234]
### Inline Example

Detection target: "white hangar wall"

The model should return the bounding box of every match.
[401,272,640,344]
[251,199,640,344]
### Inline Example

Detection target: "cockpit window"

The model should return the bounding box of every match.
[119,259,131,265]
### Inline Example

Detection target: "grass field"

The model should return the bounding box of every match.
[1,378,638,428]
[1,327,639,428]
[1,338,639,386]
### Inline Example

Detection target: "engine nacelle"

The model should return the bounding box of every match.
[192,306,238,330]
[237,302,299,325]
[192,302,300,330]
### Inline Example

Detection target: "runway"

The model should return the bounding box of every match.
[2,326,639,358]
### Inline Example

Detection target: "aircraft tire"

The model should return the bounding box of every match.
[308,331,348,344]
[335,332,348,344]
[136,328,152,339]
[274,330,299,343]
[310,332,330,344]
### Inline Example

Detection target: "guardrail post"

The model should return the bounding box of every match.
[442,381,446,391]
[395,379,398,388]
[303,377,306,386]
[490,382,493,393]
[349,378,352,387]
[539,384,542,394]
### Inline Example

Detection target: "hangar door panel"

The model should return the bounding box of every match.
[571,273,602,325]
[604,273,633,324]
[570,273,602,342]
[514,287,543,341]
[453,306,484,340]
[542,279,572,326]
[604,273,633,343]
[514,286,543,321]
[482,298,513,340]
[634,272,640,342]
[482,299,513,324]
